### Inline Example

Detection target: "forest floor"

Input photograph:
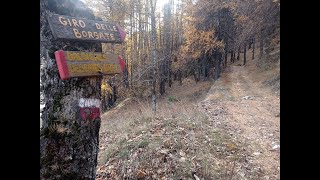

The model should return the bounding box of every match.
[96,53,280,179]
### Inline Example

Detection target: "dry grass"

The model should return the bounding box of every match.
[96,80,245,179]
[96,47,280,179]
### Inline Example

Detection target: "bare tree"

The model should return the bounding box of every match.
[150,0,158,112]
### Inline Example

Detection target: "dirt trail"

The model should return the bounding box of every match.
[199,62,280,179]
[96,58,280,179]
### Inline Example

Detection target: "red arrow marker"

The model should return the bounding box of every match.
[54,50,70,80]
[118,55,126,72]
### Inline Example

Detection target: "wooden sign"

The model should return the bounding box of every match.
[55,50,123,80]
[47,13,126,43]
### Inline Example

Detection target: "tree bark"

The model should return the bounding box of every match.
[237,46,240,61]
[177,69,182,85]
[168,69,172,87]
[159,63,166,95]
[214,51,221,80]
[230,50,233,63]
[160,79,166,95]
[252,37,255,61]
[243,42,247,65]
[224,51,228,68]
[40,0,102,179]
[150,0,158,112]
[201,57,206,79]
[123,67,129,88]
[260,28,264,58]
[224,42,228,67]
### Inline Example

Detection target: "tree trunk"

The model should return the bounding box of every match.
[224,42,228,67]
[151,77,157,111]
[204,56,209,78]
[214,51,221,80]
[108,93,114,107]
[168,69,172,87]
[102,95,107,112]
[260,29,264,58]
[252,38,255,61]
[230,50,233,63]
[159,63,166,95]
[202,57,206,79]
[112,85,117,104]
[237,46,240,61]
[160,79,165,95]
[193,71,199,83]
[150,0,158,112]
[130,63,133,87]
[197,65,201,82]
[224,51,228,67]
[40,0,102,179]
[243,42,247,65]
[177,70,182,85]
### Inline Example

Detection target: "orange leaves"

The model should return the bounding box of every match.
[181,25,222,59]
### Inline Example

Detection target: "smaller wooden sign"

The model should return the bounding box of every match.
[55,50,123,80]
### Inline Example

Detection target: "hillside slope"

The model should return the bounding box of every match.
[96,49,280,179]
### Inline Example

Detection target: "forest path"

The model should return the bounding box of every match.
[96,56,280,179]
[199,60,280,179]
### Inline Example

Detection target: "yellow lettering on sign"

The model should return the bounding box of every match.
[95,23,101,29]
[68,63,120,76]
[88,31,94,38]
[106,24,112,31]
[67,19,72,26]
[73,28,82,38]
[93,32,99,39]
[79,20,86,28]
[69,64,99,75]
[82,31,88,37]
[72,19,79,27]
[113,26,117,32]
[110,33,115,41]
[69,28,119,40]
[104,33,110,39]
[101,24,106,30]
[59,16,68,26]
[99,32,105,39]
[66,52,109,62]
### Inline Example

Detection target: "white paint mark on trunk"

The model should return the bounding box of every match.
[79,98,101,108]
